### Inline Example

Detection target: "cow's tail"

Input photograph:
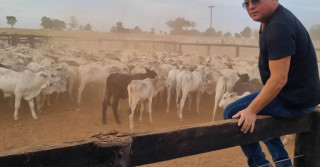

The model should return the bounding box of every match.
[127,85,132,114]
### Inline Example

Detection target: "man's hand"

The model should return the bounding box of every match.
[232,108,257,134]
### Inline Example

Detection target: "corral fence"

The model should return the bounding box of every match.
[0,111,319,167]
[2,33,319,58]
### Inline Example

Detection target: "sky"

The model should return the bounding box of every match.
[0,0,319,34]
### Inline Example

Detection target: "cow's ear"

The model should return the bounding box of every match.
[237,73,241,78]
[40,73,47,78]
[230,92,238,97]
[145,67,150,72]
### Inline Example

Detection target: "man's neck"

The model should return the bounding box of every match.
[261,23,266,31]
[260,3,279,32]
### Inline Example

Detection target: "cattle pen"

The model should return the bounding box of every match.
[2,33,319,58]
[0,110,319,167]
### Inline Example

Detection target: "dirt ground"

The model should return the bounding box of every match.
[0,85,295,167]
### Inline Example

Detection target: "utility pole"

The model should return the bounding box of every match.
[208,5,215,28]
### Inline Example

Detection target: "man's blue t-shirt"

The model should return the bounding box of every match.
[259,5,320,108]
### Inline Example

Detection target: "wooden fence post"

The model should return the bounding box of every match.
[236,46,240,57]
[28,35,35,48]
[152,42,156,51]
[294,111,320,167]
[207,45,211,56]
[12,34,19,46]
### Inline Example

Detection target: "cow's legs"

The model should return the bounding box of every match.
[188,94,192,111]
[179,92,188,121]
[129,99,139,131]
[68,78,76,102]
[139,101,145,122]
[47,95,51,107]
[55,92,60,103]
[14,94,22,120]
[112,96,121,124]
[166,86,172,113]
[36,95,43,113]
[175,85,181,116]
[77,81,87,106]
[26,99,38,120]
[148,97,154,124]
[196,91,200,114]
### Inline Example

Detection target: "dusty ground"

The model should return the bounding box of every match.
[0,86,295,167]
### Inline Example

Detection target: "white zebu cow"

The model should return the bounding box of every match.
[218,92,251,109]
[77,63,128,105]
[57,61,80,102]
[157,64,176,78]
[27,62,68,105]
[156,64,176,103]
[165,69,180,113]
[127,76,166,131]
[212,69,241,122]
[199,70,221,96]
[176,70,203,121]
[0,68,52,120]
[36,76,67,113]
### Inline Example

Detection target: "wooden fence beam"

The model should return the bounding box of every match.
[130,114,311,166]
[0,112,318,167]
[0,131,132,167]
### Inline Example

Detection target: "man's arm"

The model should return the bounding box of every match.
[232,56,291,133]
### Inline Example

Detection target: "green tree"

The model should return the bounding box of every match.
[166,17,196,35]
[69,16,78,30]
[149,28,155,34]
[223,32,232,38]
[240,26,252,38]
[216,31,223,37]
[203,28,216,36]
[52,19,66,30]
[110,22,130,33]
[83,24,92,31]
[6,16,17,28]
[234,33,242,38]
[132,26,142,34]
[41,16,53,29]
[186,29,201,36]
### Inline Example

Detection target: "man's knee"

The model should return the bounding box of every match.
[223,104,234,120]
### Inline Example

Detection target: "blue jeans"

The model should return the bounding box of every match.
[223,91,315,167]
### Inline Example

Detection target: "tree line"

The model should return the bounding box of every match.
[3,16,92,32]
[110,17,256,38]
[2,16,320,40]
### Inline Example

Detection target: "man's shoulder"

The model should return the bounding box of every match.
[265,5,297,33]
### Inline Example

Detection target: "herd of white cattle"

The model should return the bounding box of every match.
[0,42,301,143]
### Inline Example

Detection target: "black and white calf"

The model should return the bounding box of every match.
[102,68,157,124]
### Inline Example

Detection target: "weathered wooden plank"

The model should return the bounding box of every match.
[0,112,317,167]
[0,140,93,167]
[0,131,132,167]
[130,114,311,166]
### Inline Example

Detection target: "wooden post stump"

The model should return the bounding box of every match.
[294,111,320,167]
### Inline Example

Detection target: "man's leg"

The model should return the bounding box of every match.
[224,90,315,167]
[263,137,292,167]
[258,101,315,167]
[224,91,271,167]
